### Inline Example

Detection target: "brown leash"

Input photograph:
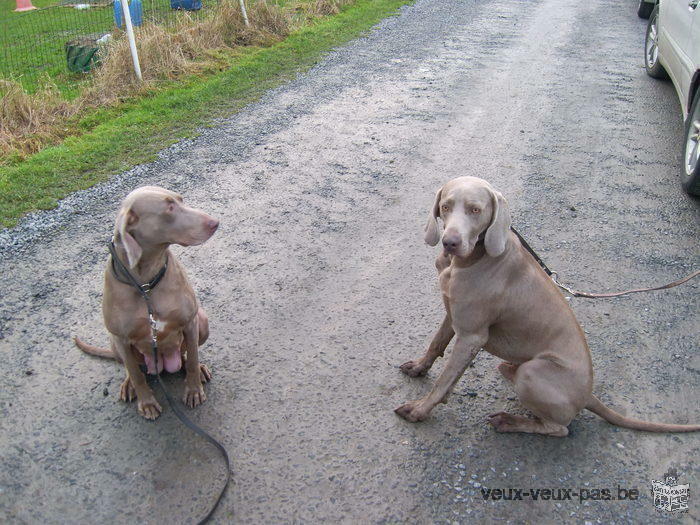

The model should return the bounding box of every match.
[510,227,700,299]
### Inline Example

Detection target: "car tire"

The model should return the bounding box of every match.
[637,0,654,19]
[681,88,700,196]
[645,6,668,79]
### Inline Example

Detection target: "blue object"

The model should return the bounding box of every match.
[113,0,122,27]
[129,0,142,26]
[114,0,143,28]
[170,0,202,11]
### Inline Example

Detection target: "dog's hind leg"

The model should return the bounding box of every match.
[181,307,211,383]
[488,358,583,437]
[196,307,209,346]
[497,362,519,382]
[487,412,569,437]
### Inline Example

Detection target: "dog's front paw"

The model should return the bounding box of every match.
[399,359,429,377]
[137,395,162,420]
[183,383,207,408]
[395,401,429,422]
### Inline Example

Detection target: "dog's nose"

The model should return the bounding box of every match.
[207,219,219,234]
[442,232,462,251]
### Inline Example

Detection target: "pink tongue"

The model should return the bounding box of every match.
[143,352,163,375]
[163,351,182,373]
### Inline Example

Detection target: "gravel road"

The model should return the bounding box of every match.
[1,0,698,523]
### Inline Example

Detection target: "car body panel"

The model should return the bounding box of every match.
[689,7,700,109]
[657,1,700,117]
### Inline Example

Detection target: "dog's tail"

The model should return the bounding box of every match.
[73,336,121,362]
[586,395,700,432]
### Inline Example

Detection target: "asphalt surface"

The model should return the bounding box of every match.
[1,0,698,523]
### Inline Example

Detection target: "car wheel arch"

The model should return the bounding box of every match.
[688,71,700,120]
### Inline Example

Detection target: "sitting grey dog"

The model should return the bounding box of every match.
[395,176,699,436]
[75,186,219,419]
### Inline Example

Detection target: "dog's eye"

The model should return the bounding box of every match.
[441,204,450,212]
[471,207,481,214]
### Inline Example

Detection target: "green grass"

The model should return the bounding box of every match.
[0,0,413,228]
[0,0,215,95]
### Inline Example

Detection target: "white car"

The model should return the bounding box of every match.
[644,1,700,195]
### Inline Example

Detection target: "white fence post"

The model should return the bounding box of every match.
[239,0,249,26]
[120,0,143,81]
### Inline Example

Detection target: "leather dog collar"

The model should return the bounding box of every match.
[108,240,168,293]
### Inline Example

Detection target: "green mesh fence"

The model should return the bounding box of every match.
[0,0,215,92]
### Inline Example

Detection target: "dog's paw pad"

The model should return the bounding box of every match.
[487,412,517,432]
[395,402,427,422]
[137,398,162,420]
[399,360,427,377]
[184,385,206,408]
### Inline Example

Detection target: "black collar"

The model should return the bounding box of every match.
[108,240,168,294]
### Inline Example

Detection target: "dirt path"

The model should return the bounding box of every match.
[1,0,698,522]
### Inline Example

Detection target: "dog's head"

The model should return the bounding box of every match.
[114,186,219,268]
[424,176,511,258]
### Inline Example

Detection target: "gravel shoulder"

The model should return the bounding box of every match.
[1,0,698,523]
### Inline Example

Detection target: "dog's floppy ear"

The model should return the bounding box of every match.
[424,187,443,246]
[484,189,511,257]
[114,207,142,268]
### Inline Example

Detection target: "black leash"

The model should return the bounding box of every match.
[510,227,700,298]
[509,227,553,276]
[108,240,231,524]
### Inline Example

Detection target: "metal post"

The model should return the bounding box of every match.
[120,0,143,81]
[239,0,249,26]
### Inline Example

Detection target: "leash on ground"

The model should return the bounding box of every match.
[510,227,700,298]
[108,241,230,525]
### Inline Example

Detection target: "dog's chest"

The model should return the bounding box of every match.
[440,264,483,307]
[120,293,194,348]
[129,314,182,340]
[129,315,185,357]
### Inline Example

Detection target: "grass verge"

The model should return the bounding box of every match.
[0,0,412,228]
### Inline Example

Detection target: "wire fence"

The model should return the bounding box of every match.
[1,0,217,92]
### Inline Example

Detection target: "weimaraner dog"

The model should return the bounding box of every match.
[75,186,219,419]
[395,176,699,435]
